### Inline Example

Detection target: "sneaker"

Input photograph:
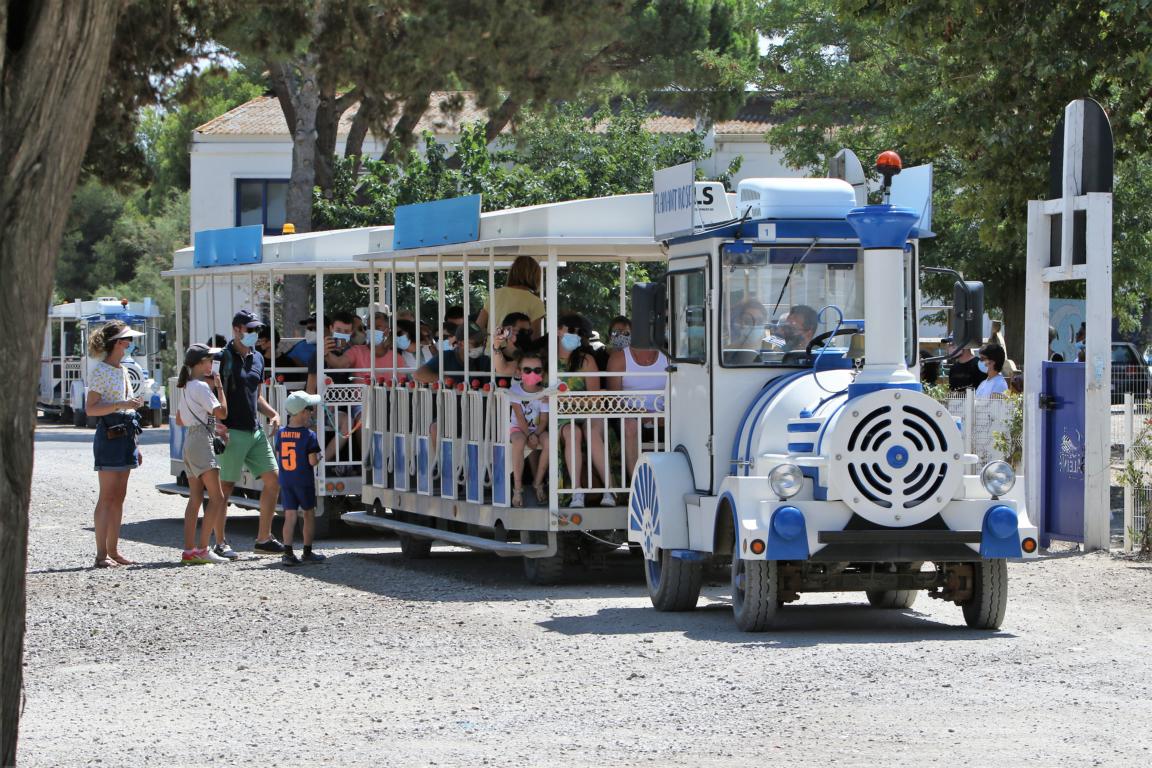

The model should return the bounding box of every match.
[569,492,585,508]
[203,547,229,564]
[301,551,327,564]
[281,551,301,567]
[599,492,617,507]
[180,548,209,566]
[213,543,240,560]
[254,538,285,555]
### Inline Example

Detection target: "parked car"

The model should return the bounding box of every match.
[1112,342,1151,403]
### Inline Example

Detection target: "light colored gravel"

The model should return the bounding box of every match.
[18,423,1152,767]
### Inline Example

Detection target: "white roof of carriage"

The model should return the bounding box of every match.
[166,193,661,277]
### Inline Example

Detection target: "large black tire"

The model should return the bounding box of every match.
[644,548,703,611]
[398,534,433,559]
[866,589,918,609]
[962,559,1008,629]
[732,557,780,632]
[522,532,566,585]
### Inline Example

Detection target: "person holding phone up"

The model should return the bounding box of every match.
[86,320,146,568]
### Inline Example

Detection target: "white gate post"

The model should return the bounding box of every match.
[1083,192,1113,550]
[1023,200,1048,528]
[1124,393,1134,552]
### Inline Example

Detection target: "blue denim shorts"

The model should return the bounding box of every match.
[93,413,140,472]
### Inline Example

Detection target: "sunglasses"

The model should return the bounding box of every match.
[521,366,543,374]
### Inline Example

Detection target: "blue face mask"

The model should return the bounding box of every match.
[977,360,989,374]
[440,339,455,352]
[241,331,258,348]
[370,329,386,346]
[395,335,411,351]
[1075,341,1085,352]
[124,341,137,356]
[561,332,581,352]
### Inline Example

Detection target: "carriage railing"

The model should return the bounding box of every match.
[364,372,668,509]
[62,357,83,399]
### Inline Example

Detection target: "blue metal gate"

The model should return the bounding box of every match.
[1040,361,1085,545]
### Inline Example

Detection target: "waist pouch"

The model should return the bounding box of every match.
[101,412,141,440]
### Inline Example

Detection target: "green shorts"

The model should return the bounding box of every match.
[218,428,277,484]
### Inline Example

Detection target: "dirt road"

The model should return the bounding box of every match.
[18,424,1152,766]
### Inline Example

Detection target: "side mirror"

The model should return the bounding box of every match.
[631,282,667,351]
[952,280,984,349]
[157,330,169,351]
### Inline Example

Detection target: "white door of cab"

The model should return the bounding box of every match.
[666,257,713,493]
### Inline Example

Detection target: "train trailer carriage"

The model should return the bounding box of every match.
[626,154,1039,631]
[344,193,674,582]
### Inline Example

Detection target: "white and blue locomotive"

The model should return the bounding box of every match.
[628,153,1038,631]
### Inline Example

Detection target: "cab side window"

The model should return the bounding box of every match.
[671,269,707,362]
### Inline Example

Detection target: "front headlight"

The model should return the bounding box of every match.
[769,463,804,499]
[980,460,1016,497]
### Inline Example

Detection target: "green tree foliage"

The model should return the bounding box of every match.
[314,100,740,332]
[138,65,267,205]
[757,0,1152,357]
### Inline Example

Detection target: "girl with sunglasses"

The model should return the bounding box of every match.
[508,352,549,507]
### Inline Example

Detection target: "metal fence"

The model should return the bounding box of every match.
[936,389,1015,466]
[1111,393,1151,552]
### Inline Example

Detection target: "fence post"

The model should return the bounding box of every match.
[1124,392,1134,552]
[964,388,976,457]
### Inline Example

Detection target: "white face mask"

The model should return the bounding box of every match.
[304,330,317,344]
[468,346,484,359]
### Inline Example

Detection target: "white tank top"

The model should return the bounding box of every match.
[621,348,667,412]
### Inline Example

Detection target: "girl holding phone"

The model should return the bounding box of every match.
[175,343,230,565]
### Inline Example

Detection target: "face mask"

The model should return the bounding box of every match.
[522,371,543,388]
[977,360,989,374]
[561,332,581,352]
[395,335,411,351]
[440,339,455,352]
[468,346,484,359]
[1074,341,1085,352]
[304,330,317,344]
[241,331,258,348]
[124,341,137,356]
[610,331,631,349]
[733,324,760,343]
[370,329,386,346]
[422,346,435,363]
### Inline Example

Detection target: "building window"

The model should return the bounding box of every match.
[236,179,289,234]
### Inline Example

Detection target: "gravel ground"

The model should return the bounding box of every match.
[18,423,1152,767]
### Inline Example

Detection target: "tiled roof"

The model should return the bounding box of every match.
[195,91,773,138]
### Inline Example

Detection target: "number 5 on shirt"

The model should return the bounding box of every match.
[280,440,297,472]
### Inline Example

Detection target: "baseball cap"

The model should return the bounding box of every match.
[285,390,323,415]
[299,314,331,327]
[232,309,264,329]
[184,343,222,368]
[454,322,485,342]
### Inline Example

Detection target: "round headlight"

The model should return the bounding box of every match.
[980,460,1016,497]
[769,463,804,499]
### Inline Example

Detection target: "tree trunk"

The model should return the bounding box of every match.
[379,91,430,164]
[344,97,373,176]
[0,1,123,762]
[998,269,1027,368]
[484,95,521,145]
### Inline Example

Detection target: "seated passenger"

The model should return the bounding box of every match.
[508,350,550,507]
[286,315,327,369]
[493,312,533,377]
[342,315,418,386]
[255,326,302,373]
[776,304,819,352]
[607,333,668,482]
[554,313,612,508]
[414,322,492,387]
[724,300,769,363]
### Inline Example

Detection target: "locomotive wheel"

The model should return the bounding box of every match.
[398,534,433,559]
[961,559,1008,630]
[866,589,918,609]
[645,548,702,612]
[732,556,780,631]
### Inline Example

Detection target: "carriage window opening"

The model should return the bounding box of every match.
[236,179,289,235]
[720,246,864,368]
[671,268,707,362]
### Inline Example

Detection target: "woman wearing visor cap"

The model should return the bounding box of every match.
[86,320,146,568]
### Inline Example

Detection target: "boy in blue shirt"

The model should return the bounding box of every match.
[276,391,326,566]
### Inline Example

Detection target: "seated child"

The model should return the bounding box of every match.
[508,351,549,507]
[275,390,327,566]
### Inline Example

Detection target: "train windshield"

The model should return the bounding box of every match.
[720,245,864,367]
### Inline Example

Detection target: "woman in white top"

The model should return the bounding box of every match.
[975,343,1009,398]
[86,321,146,568]
[175,344,230,565]
[608,339,669,481]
